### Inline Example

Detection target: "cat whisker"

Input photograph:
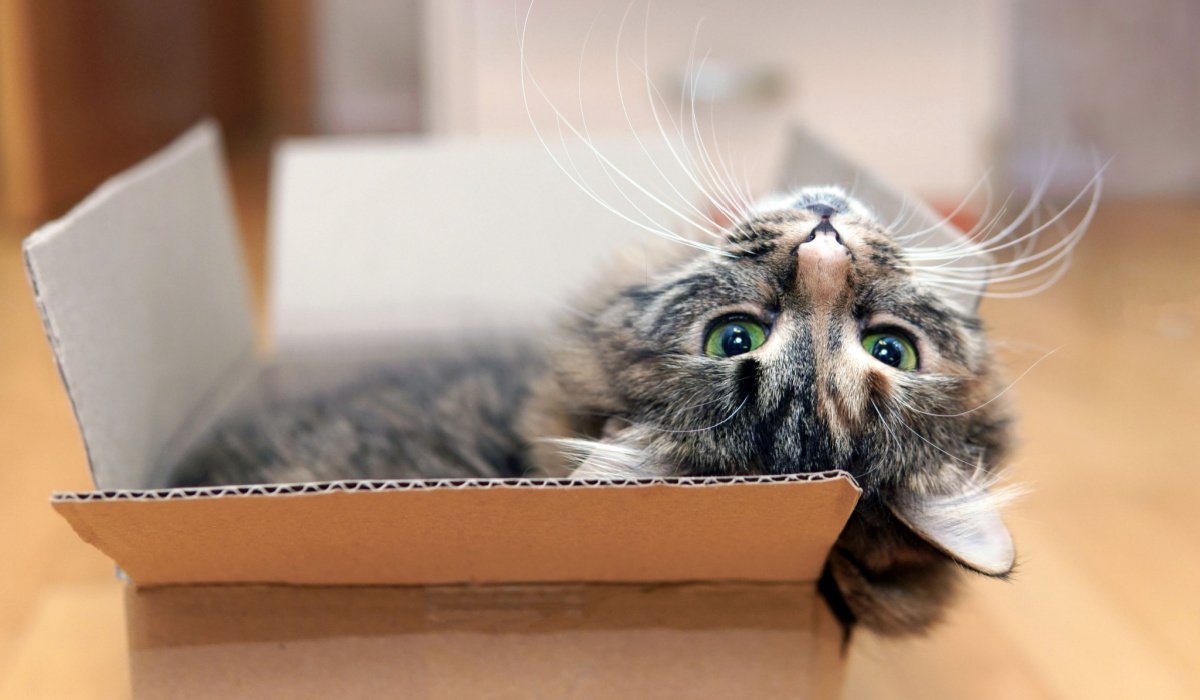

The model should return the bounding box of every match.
[696,53,757,220]
[909,157,1104,298]
[962,173,999,240]
[881,402,982,470]
[867,398,902,478]
[887,194,915,232]
[566,10,722,246]
[907,153,1106,269]
[912,162,1102,270]
[894,348,1059,419]
[901,156,1058,260]
[631,10,750,233]
[890,198,926,236]
[568,11,677,235]
[671,390,749,413]
[706,95,755,218]
[894,168,994,243]
[642,65,747,227]
[638,68,730,228]
[608,4,728,236]
[518,0,730,255]
[687,50,754,223]
[638,395,749,435]
[679,37,743,222]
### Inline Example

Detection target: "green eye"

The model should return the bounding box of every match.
[705,318,769,358]
[862,331,919,371]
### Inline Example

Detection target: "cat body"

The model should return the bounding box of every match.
[173,343,545,485]
[174,186,1023,636]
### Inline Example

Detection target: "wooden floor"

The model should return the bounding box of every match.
[0,148,1197,698]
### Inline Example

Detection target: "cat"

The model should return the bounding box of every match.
[169,183,1074,636]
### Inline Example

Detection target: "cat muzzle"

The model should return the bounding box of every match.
[797,223,851,302]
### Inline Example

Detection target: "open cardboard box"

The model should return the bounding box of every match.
[25,123,977,698]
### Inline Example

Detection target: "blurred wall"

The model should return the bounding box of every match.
[1005,0,1200,198]
[425,0,1010,203]
[3,0,1195,227]
[0,0,312,223]
[311,0,422,134]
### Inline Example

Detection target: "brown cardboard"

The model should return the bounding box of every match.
[53,473,859,587]
[126,582,845,700]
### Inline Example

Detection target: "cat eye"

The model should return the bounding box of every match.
[862,330,919,370]
[704,317,769,358]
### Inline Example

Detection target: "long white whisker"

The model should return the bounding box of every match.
[887,194,913,231]
[608,2,727,236]
[673,23,742,223]
[884,403,981,469]
[895,168,993,244]
[573,5,721,245]
[899,349,1060,418]
[688,50,748,221]
[866,399,901,478]
[910,162,1104,266]
[902,154,1068,261]
[915,170,1100,288]
[903,156,1058,260]
[635,14,743,233]
[705,89,755,218]
[638,396,749,434]
[518,1,728,255]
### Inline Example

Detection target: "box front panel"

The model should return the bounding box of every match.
[127,583,845,700]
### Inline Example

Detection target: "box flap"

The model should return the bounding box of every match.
[23,122,254,490]
[778,124,991,309]
[52,473,859,586]
[268,137,706,349]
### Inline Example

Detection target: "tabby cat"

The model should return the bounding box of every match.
[172,184,1045,636]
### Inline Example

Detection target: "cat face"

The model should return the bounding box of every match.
[546,186,1016,631]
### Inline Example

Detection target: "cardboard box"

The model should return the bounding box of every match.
[25,123,975,698]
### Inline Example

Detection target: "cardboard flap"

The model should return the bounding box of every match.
[268,137,705,349]
[777,124,991,309]
[23,123,254,490]
[52,473,860,586]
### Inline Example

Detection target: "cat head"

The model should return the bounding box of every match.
[544,186,1017,626]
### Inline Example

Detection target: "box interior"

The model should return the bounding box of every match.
[25,120,986,591]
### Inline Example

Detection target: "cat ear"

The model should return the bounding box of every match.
[886,480,1016,577]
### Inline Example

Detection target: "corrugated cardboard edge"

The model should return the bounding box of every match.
[51,473,861,587]
[51,471,856,502]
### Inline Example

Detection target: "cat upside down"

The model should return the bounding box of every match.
[173,186,1022,636]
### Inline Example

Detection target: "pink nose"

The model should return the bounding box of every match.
[797,223,850,303]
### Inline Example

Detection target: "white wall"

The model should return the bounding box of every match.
[424,0,1010,202]
[1007,0,1200,198]
[312,0,423,134]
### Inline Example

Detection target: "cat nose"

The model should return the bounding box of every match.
[803,217,843,246]
[797,216,851,302]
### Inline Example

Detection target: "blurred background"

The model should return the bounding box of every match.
[0,1,1197,698]
[3,0,1197,225]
